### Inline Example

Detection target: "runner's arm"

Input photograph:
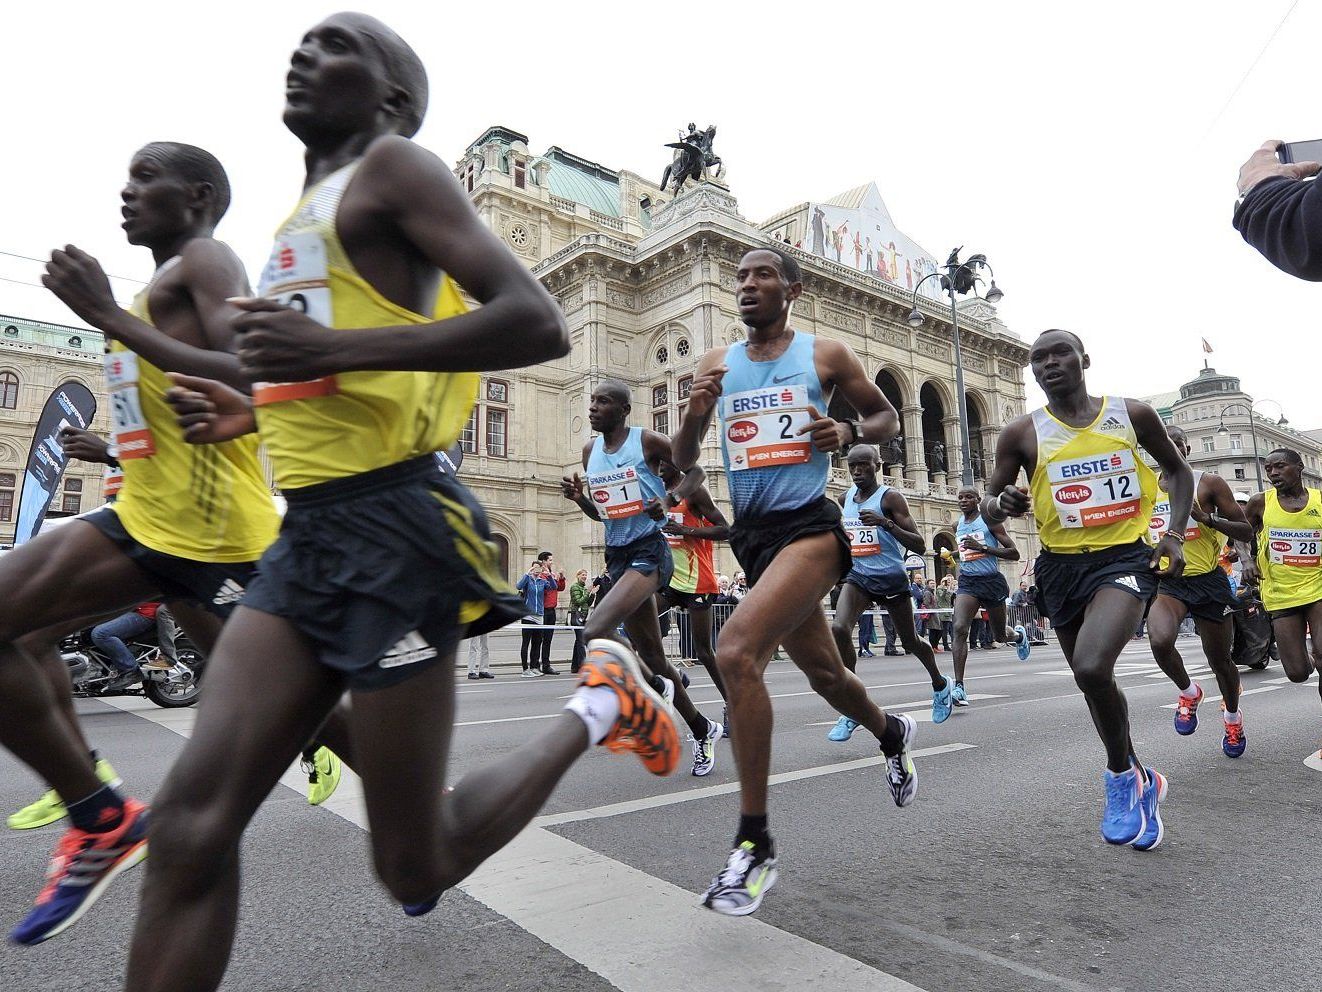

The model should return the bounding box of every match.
[676,487,730,541]
[980,416,1034,523]
[978,520,1022,561]
[878,489,926,554]
[1131,399,1191,577]
[642,430,705,503]
[1197,473,1255,544]
[820,339,899,445]
[562,443,601,521]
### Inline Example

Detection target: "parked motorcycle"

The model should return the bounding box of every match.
[61,624,205,708]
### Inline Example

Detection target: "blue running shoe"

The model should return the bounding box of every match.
[1222,710,1246,758]
[951,682,968,707]
[1131,768,1168,852]
[1173,683,1203,736]
[11,799,149,945]
[931,678,953,724]
[827,715,859,742]
[1100,767,1146,846]
[1014,625,1031,661]
[403,896,440,917]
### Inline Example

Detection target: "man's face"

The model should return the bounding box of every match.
[120,150,196,248]
[847,449,879,487]
[957,489,979,513]
[1029,331,1087,396]
[735,250,800,329]
[1264,452,1302,490]
[284,15,394,140]
[1165,427,1191,458]
[588,388,627,433]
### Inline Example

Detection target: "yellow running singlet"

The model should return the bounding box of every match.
[1149,472,1223,576]
[1029,397,1157,553]
[105,279,279,563]
[1257,487,1322,612]
[252,160,478,490]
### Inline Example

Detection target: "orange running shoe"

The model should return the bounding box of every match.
[579,639,680,776]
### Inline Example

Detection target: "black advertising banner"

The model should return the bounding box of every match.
[14,381,97,545]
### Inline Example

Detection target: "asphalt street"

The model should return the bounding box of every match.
[2,635,1320,992]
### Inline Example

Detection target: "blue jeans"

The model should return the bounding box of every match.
[90,611,155,672]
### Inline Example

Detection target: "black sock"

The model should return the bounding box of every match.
[736,814,771,853]
[67,784,125,833]
[955,680,964,689]
[878,713,907,756]
[686,713,710,738]
[649,674,668,695]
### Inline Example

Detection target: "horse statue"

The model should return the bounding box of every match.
[660,123,723,196]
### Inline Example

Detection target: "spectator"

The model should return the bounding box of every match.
[1233,139,1322,279]
[535,550,566,675]
[590,570,613,609]
[569,569,591,673]
[921,579,942,652]
[858,609,876,657]
[909,572,926,638]
[881,610,901,655]
[933,577,955,652]
[91,602,159,683]
[516,560,549,678]
[466,633,493,680]
[1010,581,1031,610]
[730,572,749,603]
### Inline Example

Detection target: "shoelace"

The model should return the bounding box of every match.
[1104,773,1135,810]
[714,847,755,890]
[35,830,95,902]
[1224,721,1244,745]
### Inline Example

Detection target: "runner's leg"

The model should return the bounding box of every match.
[125,608,345,992]
[828,583,870,674]
[1193,615,1239,713]
[1270,613,1313,683]
[690,606,726,700]
[622,597,709,738]
[986,602,1015,643]
[951,593,981,684]
[1148,596,1194,691]
[886,594,945,690]
[1060,589,1146,772]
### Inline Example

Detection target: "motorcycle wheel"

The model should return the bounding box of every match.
[144,650,204,708]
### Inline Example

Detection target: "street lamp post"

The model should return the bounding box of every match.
[1216,401,1286,492]
[906,250,1003,489]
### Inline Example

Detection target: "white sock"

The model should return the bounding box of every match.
[1224,708,1242,725]
[565,685,621,745]
[1179,682,1201,699]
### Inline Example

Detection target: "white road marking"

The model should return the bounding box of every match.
[535,744,977,828]
[98,695,934,992]
[1159,685,1283,709]
[1304,750,1322,774]
[807,696,1008,726]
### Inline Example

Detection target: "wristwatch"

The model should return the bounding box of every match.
[846,420,863,444]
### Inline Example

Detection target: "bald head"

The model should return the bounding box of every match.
[597,379,631,407]
[326,12,428,136]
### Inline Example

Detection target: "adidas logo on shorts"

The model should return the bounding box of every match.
[211,578,246,606]
[379,630,438,669]
[1114,575,1140,592]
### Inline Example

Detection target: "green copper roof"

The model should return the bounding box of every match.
[543,147,620,218]
[0,314,103,354]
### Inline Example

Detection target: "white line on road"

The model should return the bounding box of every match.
[534,744,976,827]
[1305,750,1322,773]
[1159,685,1283,709]
[806,696,1008,726]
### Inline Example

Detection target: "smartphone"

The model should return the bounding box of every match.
[1278,138,1322,164]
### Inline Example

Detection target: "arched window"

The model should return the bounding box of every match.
[0,372,18,410]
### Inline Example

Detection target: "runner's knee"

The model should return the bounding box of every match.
[1071,659,1113,696]
[147,793,244,891]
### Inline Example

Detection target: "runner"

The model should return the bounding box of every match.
[827,443,954,742]
[562,381,724,777]
[0,143,287,946]
[949,485,1031,707]
[122,17,678,990]
[656,459,733,736]
[1242,448,1322,756]
[1146,426,1253,757]
[672,246,917,916]
[982,328,1192,852]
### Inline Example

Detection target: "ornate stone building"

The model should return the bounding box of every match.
[453,127,1037,583]
[0,315,109,546]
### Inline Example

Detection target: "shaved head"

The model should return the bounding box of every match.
[328,12,428,136]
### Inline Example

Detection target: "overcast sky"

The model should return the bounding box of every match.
[4,1,1318,425]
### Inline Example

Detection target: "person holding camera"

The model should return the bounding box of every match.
[1233,139,1322,276]
[516,560,550,678]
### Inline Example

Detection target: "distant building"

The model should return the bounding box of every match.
[1141,365,1321,493]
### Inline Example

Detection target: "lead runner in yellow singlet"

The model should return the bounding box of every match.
[1242,447,1322,758]
[2,143,283,947]
[125,16,680,991]
[982,329,1192,854]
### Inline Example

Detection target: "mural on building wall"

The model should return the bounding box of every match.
[798,194,943,303]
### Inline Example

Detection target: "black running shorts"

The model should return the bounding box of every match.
[729,496,852,588]
[242,457,523,691]
[604,531,674,590]
[956,571,1011,611]
[1156,569,1239,623]
[659,587,714,611]
[845,569,910,604]
[81,508,258,619]
[1034,540,1157,629]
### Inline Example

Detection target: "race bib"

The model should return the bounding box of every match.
[1266,527,1322,567]
[588,466,645,519]
[844,517,881,557]
[665,510,685,547]
[959,528,987,561]
[1047,448,1142,529]
[1148,498,1201,545]
[723,384,813,471]
[104,352,156,459]
[253,232,339,406]
[103,463,124,498]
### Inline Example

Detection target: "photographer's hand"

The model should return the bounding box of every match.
[1238,140,1322,197]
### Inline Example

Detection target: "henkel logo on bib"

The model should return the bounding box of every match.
[727,420,758,443]
[1271,540,1291,553]
[592,490,610,503]
[1056,484,1091,505]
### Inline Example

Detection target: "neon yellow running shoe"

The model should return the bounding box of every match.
[304,747,342,806]
[7,759,122,830]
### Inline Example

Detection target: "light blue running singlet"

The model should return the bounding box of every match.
[586,427,667,546]
[956,513,1002,577]
[843,483,906,579]
[717,331,829,519]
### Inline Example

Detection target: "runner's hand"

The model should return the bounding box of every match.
[644,497,668,521]
[165,373,257,443]
[1237,140,1322,196]
[560,473,585,501]
[1188,503,1211,525]
[1150,535,1186,579]
[662,520,688,537]
[859,509,886,527]
[230,296,348,383]
[799,405,848,452]
[43,246,121,329]
[996,485,1031,518]
[58,427,112,464]
[1241,560,1261,586]
[685,366,727,417]
[961,535,986,552]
